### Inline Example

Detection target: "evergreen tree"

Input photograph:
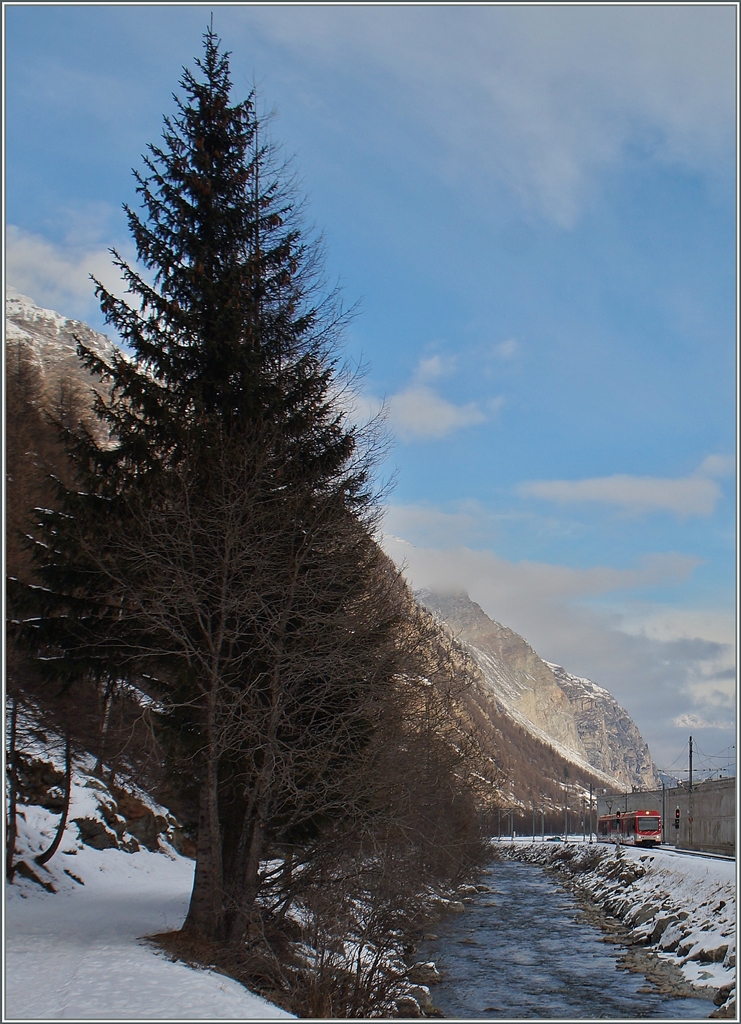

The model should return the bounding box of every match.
[11,28,396,942]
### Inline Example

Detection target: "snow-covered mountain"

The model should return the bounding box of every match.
[5,287,117,381]
[417,590,660,791]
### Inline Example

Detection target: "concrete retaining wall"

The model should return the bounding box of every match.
[596,777,735,857]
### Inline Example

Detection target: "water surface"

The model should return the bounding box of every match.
[418,857,713,1019]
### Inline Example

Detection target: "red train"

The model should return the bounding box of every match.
[597,809,662,846]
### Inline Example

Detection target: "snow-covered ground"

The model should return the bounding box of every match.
[6,735,735,1020]
[4,757,292,1021]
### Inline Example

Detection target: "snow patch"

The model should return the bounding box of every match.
[5,745,292,1020]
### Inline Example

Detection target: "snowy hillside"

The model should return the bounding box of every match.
[6,287,118,374]
[5,735,292,1021]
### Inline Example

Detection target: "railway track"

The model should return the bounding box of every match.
[650,844,734,862]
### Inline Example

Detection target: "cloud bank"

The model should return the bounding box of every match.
[517,457,734,518]
[247,4,735,226]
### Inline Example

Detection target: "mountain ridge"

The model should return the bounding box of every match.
[416,589,660,791]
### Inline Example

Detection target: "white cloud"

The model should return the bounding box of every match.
[384,500,500,547]
[416,354,455,382]
[245,5,735,226]
[696,454,736,479]
[620,606,736,648]
[492,338,517,359]
[382,353,499,441]
[672,714,734,731]
[5,224,130,323]
[517,459,732,518]
[390,384,486,440]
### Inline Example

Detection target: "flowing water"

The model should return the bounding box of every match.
[417,858,714,1019]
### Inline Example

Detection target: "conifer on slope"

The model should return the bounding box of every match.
[12,28,405,943]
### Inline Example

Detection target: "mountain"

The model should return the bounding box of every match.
[5,290,656,811]
[417,590,660,791]
[6,287,117,383]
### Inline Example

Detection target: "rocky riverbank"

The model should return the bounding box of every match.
[502,841,735,1018]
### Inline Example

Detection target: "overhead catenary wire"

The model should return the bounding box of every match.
[657,739,735,783]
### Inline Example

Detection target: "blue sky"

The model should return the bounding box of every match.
[4,3,737,774]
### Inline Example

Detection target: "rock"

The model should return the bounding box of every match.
[124,811,166,852]
[83,777,108,791]
[709,999,735,1019]
[687,944,729,964]
[15,755,66,810]
[170,827,197,859]
[16,860,57,892]
[73,816,119,850]
[630,903,658,927]
[407,985,433,1010]
[110,787,152,820]
[416,590,660,790]
[394,996,422,1018]
[713,984,735,1006]
[649,915,679,944]
[408,962,442,985]
[446,900,466,913]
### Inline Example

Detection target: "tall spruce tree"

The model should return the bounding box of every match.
[12,28,405,943]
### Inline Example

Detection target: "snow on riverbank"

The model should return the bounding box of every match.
[5,754,292,1021]
[503,840,736,1016]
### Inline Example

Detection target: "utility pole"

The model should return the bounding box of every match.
[688,735,694,848]
[582,797,586,842]
[589,783,593,844]
[564,786,568,839]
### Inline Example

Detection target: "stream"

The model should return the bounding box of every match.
[417,858,714,1019]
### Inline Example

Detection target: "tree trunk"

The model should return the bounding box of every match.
[6,696,19,882]
[36,730,72,867]
[94,680,115,777]
[183,690,224,939]
[224,792,269,944]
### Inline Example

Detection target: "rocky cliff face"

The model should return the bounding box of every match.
[417,590,660,791]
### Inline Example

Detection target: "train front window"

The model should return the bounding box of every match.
[636,817,659,832]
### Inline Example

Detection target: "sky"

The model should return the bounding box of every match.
[3,3,737,774]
